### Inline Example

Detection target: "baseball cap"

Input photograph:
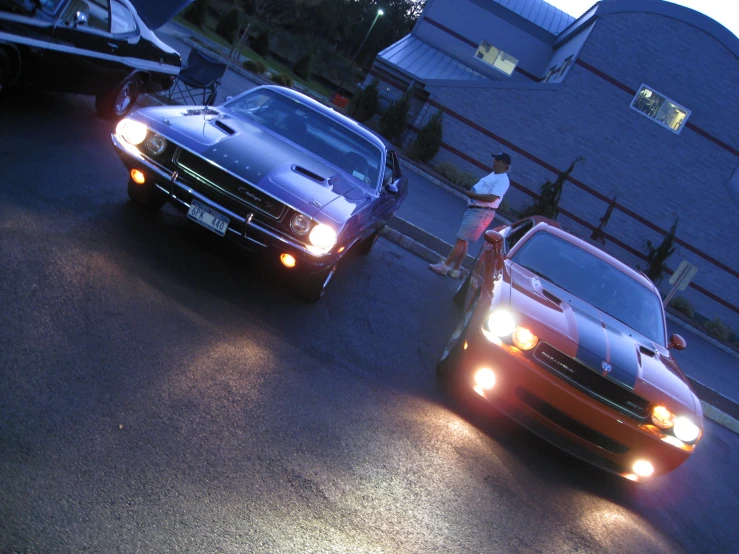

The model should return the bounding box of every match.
[493,152,512,165]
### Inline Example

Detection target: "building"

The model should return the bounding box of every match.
[369,0,739,331]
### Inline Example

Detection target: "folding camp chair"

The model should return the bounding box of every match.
[168,48,227,106]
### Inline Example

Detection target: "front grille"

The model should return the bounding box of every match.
[515,387,630,455]
[533,343,650,421]
[175,149,285,220]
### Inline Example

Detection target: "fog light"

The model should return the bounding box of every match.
[130,169,146,184]
[474,368,496,390]
[632,460,654,478]
[280,253,296,268]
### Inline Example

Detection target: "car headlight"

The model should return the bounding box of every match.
[290,213,311,236]
[673,416,701,443]
[651,405,675,428]
[482,309,516,339]
[144,133,168,156]
[116,118,147,145]
[511,327,538,350]
[309,224,337,251]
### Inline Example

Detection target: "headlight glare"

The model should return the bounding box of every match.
[144,133,168,155]
[511,327,538,350]
[309,224,337,251]
[483,310,516,338]
[116,118,147,145]
[651,405,675,428]
[290,213,311,236]
[673,416,701,443]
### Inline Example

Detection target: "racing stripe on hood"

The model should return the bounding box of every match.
[571,301,638,389]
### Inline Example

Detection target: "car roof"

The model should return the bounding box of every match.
[258,86,390,152]
[527,221,659,293]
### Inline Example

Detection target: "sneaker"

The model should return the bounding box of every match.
[429,261,450,275]
[448,268,460,279]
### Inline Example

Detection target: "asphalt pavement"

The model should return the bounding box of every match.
[148,22,739,434]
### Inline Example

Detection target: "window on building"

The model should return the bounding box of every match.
[474,41,519,76]
[630,85,690,134]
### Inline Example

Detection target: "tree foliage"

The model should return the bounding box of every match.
[252,30,270,56]
[643,217,678,284]
[348,79,379,122]
[183,0,208,27]
[408,109,443,163]
[379,90,412,142]
[216,7,242,43]
[521,156,584,220]
[293,54,312,80]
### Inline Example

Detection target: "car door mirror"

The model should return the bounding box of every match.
[668,334,686,350]
[484,230,505,255]
[75,11,88,27]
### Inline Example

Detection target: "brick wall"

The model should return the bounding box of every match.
[421,11,739,330]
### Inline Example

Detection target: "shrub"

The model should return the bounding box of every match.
[182,0,208,27]
[435,162,478,189]
[643,218,678,284]
[215,8,241,44]
[379,91,412,142]
[348,79,379,122]
[521,156,584,219]
[243,59,267,74]
[408,109,444,163]
[705,319,731,342]
[293,54,312,80]
[270,73,293,88]
[668,296,694,318]
[253,30,270,57]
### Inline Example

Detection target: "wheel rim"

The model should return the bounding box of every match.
[115,80,138,115]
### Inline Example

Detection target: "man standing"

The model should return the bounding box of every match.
[429,152,511,278]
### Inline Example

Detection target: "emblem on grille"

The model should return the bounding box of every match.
[238,187,263,204]
[602,361,612,373]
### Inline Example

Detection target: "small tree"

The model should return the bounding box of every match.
[293,54,312,80]
[348,79,379,122]
[408,109,444,163]
[590,193,618,245]
[216,8,241,44]
[521,156,584,219]
[643,217,678,284]
[182,0,208,27]
[379,90,412,142]
[253,30,271,57]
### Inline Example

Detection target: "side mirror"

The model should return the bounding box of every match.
[668,334,686,350]
[484,230,505,255]
[74,11,88,27]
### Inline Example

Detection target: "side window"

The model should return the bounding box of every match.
[382,152,396,187]
[505,220,534,251]
[111,0,136,35]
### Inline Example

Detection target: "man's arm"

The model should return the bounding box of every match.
[466,190,500,203]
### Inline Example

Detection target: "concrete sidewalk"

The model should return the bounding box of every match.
[143,23,739,435]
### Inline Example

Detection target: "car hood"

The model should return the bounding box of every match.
[508,264,697,413]
[138,107,373,221]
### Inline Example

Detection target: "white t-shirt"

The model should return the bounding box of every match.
[469,172,510,209]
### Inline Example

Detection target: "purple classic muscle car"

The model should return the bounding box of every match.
[111,85,408,301]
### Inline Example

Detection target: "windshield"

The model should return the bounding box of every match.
[224,89,383,190]
[511,231,666,344]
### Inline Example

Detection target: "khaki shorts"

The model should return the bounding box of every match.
[457,207,496,242]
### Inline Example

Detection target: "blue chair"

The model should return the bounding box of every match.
[168,48,227,106]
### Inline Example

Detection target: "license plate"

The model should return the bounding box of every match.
[187,199,229,237]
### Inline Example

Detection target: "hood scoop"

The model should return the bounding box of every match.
[542,288,563,305]
[213,120,236,136]
[293,165,331,187]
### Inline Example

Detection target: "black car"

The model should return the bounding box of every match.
[0,0,181,118]
[111,86,409,301]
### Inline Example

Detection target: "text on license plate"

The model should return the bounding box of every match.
[187,200,229,236]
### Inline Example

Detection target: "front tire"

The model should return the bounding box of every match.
[356,227,381,256]
[295,264,337,303]
[96,76,142,119]
[127,178,166,211]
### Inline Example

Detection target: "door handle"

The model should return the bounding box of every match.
[108,42,119,50]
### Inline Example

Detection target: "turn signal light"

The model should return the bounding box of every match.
[130,169,146,184]
[280,253,296,268]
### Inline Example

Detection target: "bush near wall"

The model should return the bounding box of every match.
[243,60,268,74]
[270,73,293,88]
